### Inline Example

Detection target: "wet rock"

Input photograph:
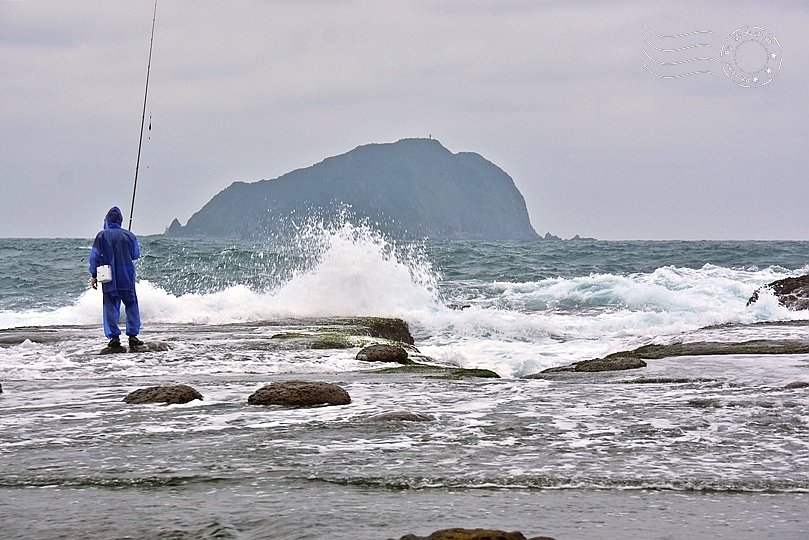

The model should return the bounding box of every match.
[99,345,128,355]
[748,275,809,310]
[784,381,809,389]
[392,528,556,540]
[0,327,64,345]
[357,344,410,364]
[536,356,646,375]
[332,317,415,344]
[0,382,3,394]
[631,340,809,358]
[123,384,203,405]
[366,411,435,422]
[310,337,353,349]
[620,377,714,384]
[687,397,723,408]
[524,339,809,379]
[529,340,809,376]
[264,318,416,349]
[247,380,351,407]
[363,317,416,345]
[128,341,171,353]
[430,368,501,379]
[572,356,646,372]
[373,363,448,374]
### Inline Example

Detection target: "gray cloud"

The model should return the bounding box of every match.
[0,0,806,239]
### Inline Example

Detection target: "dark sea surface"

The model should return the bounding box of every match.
[1,228,808,539]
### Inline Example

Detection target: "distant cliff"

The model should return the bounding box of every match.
[166,138,539,240]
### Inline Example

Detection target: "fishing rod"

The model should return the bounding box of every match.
[128,0,158,231]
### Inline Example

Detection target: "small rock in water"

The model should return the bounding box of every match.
[356,344,410,364]
[572,356,647,372]
[129,341,171,353]
[366,411,435,422]
[442,368,500,379]
[99,345,128,355]
[687,397,723,408]
[536,356,646,375]
[123,384,203,405]
[247,380,351,407]
[784,381,809,389]
[391,528,556,540]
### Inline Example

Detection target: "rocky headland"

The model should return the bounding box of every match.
[165,138,540,241]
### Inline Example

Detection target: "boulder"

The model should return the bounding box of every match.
[357,344,410,364]
[392,529,556,540]
[123,384,203,405]
[366,411,435,422]
[748,275,809,310]
[247,380,351,407]
[362,317,416,345]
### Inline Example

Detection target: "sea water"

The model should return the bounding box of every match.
[0,225,808,539]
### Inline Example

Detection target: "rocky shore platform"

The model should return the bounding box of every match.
[2,316,809,539]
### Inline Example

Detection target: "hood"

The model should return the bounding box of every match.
[104,206,124,229]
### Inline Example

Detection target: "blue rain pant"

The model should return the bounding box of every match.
[102,289,141,339]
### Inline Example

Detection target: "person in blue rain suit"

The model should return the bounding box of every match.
[88,206,143,349]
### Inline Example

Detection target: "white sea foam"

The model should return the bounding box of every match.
[1,226,807,379]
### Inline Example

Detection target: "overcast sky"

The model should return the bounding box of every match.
[1,0,807,240]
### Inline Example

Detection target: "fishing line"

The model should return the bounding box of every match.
[128,0,158,231]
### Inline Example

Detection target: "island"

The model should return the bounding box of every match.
[165,138,540,241]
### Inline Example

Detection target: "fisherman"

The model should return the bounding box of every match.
[88,206,143,350]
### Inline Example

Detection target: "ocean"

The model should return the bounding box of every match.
[1,223,808,539]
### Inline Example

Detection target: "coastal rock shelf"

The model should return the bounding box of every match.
[0,316,416,351]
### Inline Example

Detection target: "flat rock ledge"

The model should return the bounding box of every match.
[366,411,435,422]
[748,275,809,310]
[132,341,171,353]
[601,340,809,361]
[308,317,415,345]
[391,528,556,540]
[525,338,809,378]
[373,364,501,379]
[101,341,171,355]
[123,384,203,405]
[247,380,351,407]
[357,344,411,364]
[529,356,647,376]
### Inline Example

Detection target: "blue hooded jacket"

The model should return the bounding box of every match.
[88,206,140,293]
